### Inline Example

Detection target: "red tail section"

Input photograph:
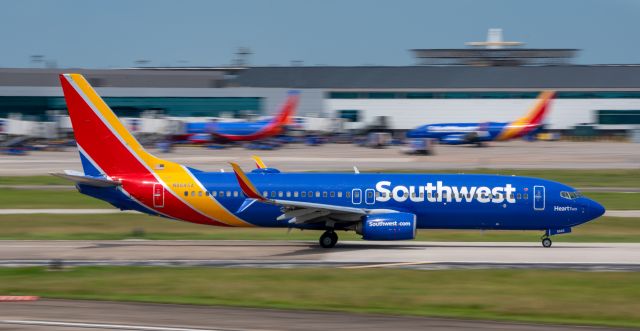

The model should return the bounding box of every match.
[269,90,299,127]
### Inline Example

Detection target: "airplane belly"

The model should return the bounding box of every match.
[416,204,548,230]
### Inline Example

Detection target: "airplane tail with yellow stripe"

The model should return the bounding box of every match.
[513,90,555,127]
[497,90,555,141]
[60,73,253,228]
[60,73,173,177]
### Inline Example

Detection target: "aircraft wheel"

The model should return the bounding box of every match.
[319,230,338,248]
[542,237,552,248]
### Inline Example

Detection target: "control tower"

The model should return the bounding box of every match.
[411,28,578,66]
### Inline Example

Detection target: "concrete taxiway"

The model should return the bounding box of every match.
[1,240,639,270]
[0,141,638,175]
[0,299,629,331]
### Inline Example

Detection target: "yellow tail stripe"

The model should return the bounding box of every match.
[252,155,267,169]
[69,74,253,227]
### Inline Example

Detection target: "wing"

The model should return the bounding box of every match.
[229,162,398,226]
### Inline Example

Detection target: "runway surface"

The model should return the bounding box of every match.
[1,240,639,270]
[0,299,630,331]
[0,141,638,175]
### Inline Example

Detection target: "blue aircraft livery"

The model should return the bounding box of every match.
[406,91,555,145]
[56,75,603,248]
[184,91,299,143]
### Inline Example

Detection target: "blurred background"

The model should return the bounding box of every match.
[0,1,639,330]
[1,0,640,153]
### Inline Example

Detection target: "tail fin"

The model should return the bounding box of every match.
[497,91,555,141]
[252,155,267,169]
[61,74,253,228]
[269,90,299,126]
[514,90,555,127]
[60,74,167,177]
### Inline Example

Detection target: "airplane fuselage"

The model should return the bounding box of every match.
[78,172,602,232]
[406,122,540,144]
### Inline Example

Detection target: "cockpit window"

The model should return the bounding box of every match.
[560,191,583,199]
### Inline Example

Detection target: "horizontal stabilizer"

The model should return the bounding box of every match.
[51,170,121,187]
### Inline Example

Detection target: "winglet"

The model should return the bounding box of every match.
[252,155,267,169]
[229,162,266,200]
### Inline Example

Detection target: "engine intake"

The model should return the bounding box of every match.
[356,212,416,241]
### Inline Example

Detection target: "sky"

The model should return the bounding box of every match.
[1,0,639,68]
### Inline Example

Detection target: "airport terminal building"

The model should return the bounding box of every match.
[2,43,640,133]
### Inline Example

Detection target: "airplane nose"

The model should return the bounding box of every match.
[589,200,606,220]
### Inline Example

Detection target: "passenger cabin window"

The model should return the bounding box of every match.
[523,193,529,200]
[323,192,328,198]
[184,191,188,197]
[286,191,291,198]
[337,192,342,198]
[301,192,306,197]
[294,191,299,197]
[346,191,351,198]
[330,192,335,198]
[198,191,202,197]
[233,191,238,197]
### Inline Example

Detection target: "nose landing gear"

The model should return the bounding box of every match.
[541,228,572,247]
[319,230,338,248]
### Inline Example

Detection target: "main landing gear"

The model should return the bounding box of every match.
[319,230,338,248]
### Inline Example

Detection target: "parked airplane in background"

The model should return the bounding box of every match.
[55,75,603,248]
[184,91,299,143]
[406,91,555,145]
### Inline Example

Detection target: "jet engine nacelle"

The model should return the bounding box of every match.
[356,212,417,240]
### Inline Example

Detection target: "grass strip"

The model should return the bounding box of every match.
[0,189,110,209]
[0,267,639,328]
[0,214,637,242]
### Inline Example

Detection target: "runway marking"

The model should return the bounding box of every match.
[0,319,271,331]
[342,261,435,269]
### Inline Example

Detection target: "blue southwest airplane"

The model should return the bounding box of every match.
[406,91,555,145]
[184,91,299,143]
[55,74,604,248]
